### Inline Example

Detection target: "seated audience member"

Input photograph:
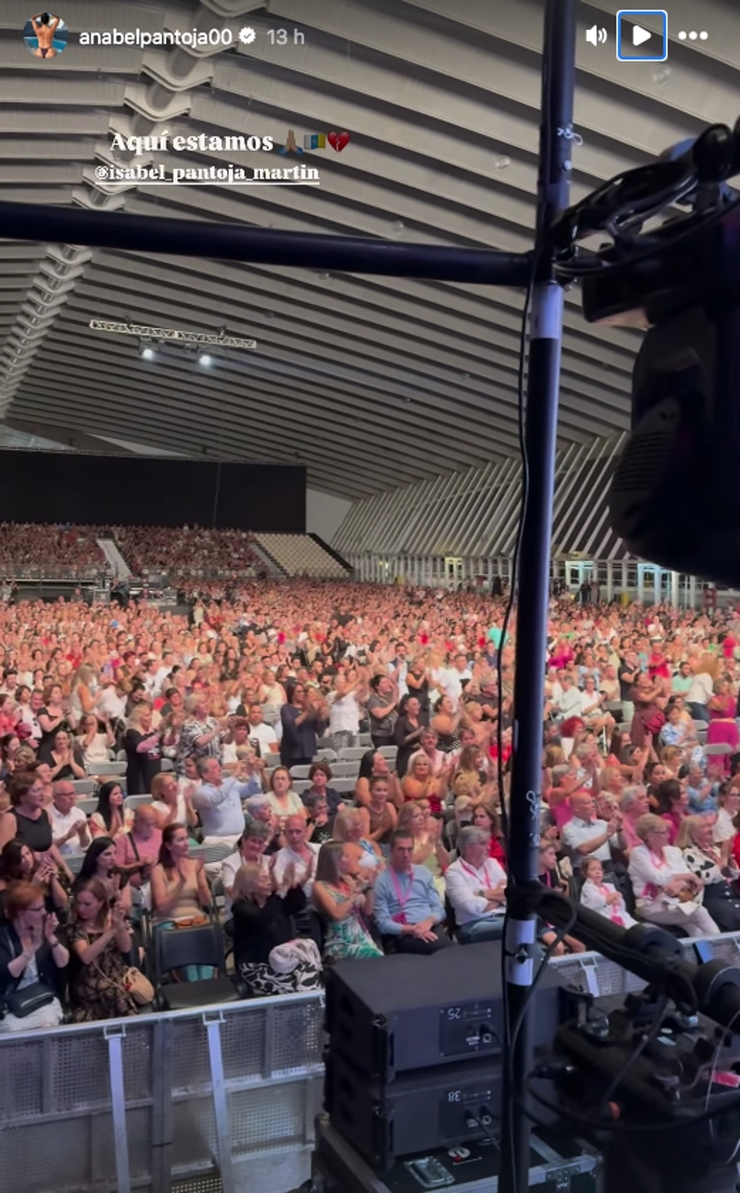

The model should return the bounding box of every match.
[271,814,320,897]
[0,770,53,853]
[0,840,68,918]
[628,814,719,937]
[150,772,198,833]
[580,858,637,927]
[114,806,162,890]
[231,863,321,994]
[444,794,474,851]
[618,786,650,858]
[304,792,334,845]
[372,829,450,953]
[561,792,623,876]
[72,837,132,917]
[243,794,281,853]
[0,882,68,1031]
[354,750,401,809]
[333,808,384,875]
[470,800,508,870]
[678,816,740,932]
[684,764,718,816]
[191,757,258,849]
[90,781,131,840]
[302,762,345,818]
[150,824,214,981]
[50,779,90,855]
[66,879,136,1021]
[47,729,85,782]
[221,822,272,925]
[365,775,397,850]
[312,842,383,961]
[536,841,586,955]
[714,786,740,863]
[445,826,506,942]
[401,752,444,814]
[655,778,691,843]
[266,766,305,827]
[407,729,447,778]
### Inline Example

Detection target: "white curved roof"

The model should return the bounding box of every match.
[0,0,736,499]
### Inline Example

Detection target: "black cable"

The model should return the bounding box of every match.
[522,1072,740,1136]
[467,1111,500,1149]
[555,188,740,280]
[593,994,669,1117]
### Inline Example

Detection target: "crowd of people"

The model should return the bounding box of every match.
[113,526,259,578]
[0,524,107,574]
[0,575,738,1029]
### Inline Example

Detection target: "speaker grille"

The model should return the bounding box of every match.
[611,400,679,494]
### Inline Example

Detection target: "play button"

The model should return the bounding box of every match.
[616,10,668,60]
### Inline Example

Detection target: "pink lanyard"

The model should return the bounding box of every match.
[459,858,493,888]
[390,867,414,910]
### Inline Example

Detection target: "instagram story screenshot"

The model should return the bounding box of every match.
[0,8,740,1193]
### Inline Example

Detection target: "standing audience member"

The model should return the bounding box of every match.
[66,879,136,1021]
[279,682,328,768]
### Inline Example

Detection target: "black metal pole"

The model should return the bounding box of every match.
[499,2,576,1192]
[0,201,531,285]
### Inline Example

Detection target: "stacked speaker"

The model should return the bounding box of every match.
[323,942,563,1173]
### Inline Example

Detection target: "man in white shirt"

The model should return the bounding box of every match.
[50,781,90,855]
[445,826,507,943]
[387,642,409,699]
[95,679,127,722]
[561,793,623,875]
[549,673,584,722]
[271,814,320,898]
[192,757,261,849]
[440,654,472,712]
[246,703,279,756]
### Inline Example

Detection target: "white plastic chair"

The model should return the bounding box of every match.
[338,747,367,762]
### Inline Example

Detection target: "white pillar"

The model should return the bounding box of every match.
[670,571,679,608]
[606,561,614,602]
[621,561,628,599]
[689,575,697,609]
[637,567,644,605]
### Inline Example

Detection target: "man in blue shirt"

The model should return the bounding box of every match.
[192,756,262,848]
[373,830,451,953]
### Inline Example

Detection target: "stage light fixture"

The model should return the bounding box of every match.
[198,352,213,367]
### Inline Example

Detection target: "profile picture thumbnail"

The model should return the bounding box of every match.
[23,12,68,58]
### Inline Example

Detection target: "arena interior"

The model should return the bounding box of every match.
[0,2,739,1191]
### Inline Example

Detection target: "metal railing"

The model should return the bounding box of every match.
[2,933,738,1193]
[0,991,324,1193]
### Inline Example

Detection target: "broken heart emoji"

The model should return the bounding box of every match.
[328,131,351,152]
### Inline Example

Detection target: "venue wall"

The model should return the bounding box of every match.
[0,450,306,531]
[332,433,628,562]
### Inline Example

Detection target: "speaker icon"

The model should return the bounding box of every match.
[586,24,608,44]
